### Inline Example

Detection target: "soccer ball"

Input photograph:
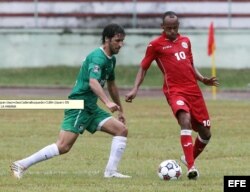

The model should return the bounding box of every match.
[157,159,182,180]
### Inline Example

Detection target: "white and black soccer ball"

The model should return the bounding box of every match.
[157,159,182,180]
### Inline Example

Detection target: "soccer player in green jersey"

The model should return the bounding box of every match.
[11,24,131,179]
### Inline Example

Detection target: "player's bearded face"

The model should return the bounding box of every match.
[109,34,125,55]
[162,16,179,41]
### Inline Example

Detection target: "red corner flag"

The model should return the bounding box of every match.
[207,22,217,100]
[208,22,215,56]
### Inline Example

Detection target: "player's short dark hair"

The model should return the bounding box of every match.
[102,23,125,43]
[162,11,178,23]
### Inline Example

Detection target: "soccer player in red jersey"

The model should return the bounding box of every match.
[125,11,219,180]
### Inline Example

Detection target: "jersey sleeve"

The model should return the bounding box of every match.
[107,57,116,81]
[88,58,103,80]
[141,42,156,70]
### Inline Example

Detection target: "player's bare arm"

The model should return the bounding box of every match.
[202,76,219,87]
[194,67,219,87]
[89,78,120,113]
[107,80,123,111]
[125,67,148,102]
[107,80,126,123]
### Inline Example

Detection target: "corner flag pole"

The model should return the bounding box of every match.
[211,48,216,100]
[208,22,217,100]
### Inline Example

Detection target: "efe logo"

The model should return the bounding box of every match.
[224,176,249,192]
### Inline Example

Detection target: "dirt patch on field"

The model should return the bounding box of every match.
[1,87,249,101]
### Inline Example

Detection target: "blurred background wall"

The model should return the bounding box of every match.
[0,0,249,68]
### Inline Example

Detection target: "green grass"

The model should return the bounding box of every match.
[0,97,250,192]
[0,66,250,90]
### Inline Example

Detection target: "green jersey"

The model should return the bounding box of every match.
[68,47,116,110]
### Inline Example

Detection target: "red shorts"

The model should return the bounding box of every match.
[165,94,211,132]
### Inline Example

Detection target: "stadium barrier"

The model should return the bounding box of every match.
[0,28,249,69]
[0,0,250,28]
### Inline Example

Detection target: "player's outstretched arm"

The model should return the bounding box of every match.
[202,76,219,87]
[194,67,219,87]
[125,67,147,102]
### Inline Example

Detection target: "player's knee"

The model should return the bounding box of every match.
[123,127,128,137]
[179,120,191,129]
[200,129,211,141]
[57,143,72,154]
[177,111,191,128]
[116,125,128,137]
[206,132,211,140]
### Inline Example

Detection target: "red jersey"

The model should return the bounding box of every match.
[141,32,202,96]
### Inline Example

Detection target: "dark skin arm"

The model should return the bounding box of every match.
[194,67,219,87]
[125,67,147,102]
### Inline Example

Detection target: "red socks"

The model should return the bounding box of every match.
[181,130,210,170]
[193,135,209,159]
[180,130,194,170]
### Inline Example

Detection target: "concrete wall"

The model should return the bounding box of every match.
[0,28,249,69]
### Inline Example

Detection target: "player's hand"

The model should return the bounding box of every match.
[106,102,120,113]
[125,88,137,102]
[203,76,219,87]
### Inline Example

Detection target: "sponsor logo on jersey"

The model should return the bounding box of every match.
[182,42,188,49]
[162,45,172,50]
[93,65,100,73]
[176,100,185,105]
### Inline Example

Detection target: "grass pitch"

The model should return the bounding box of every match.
[0,97,250,192]
[0,66,250,90]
